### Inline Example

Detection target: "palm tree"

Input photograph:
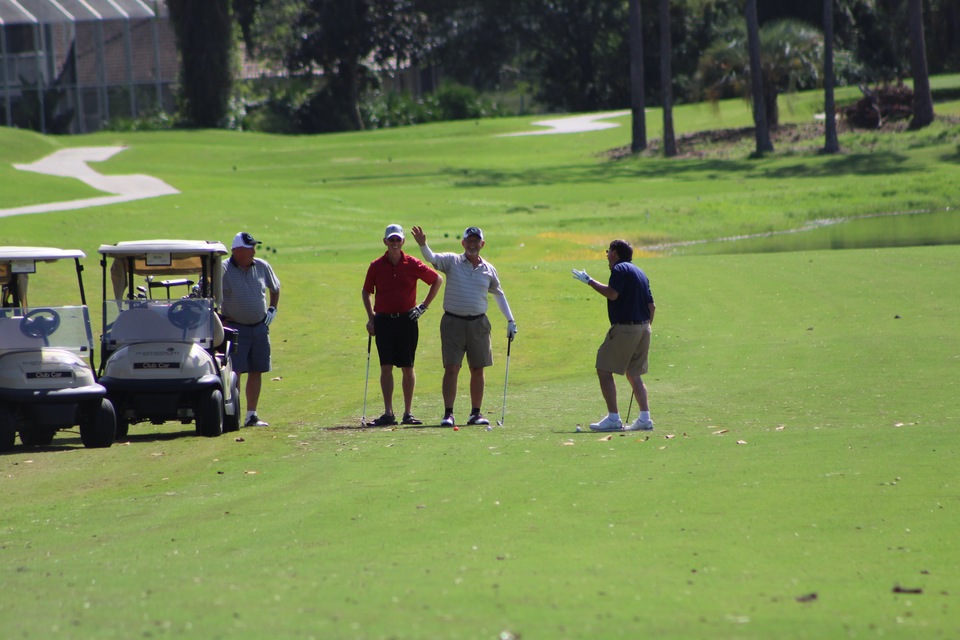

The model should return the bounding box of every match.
[907,0,935,129]
[822,0,840,153]
[745,0,773,154]
[660,0,677,157]
[628,0,647,152]
[698,19,824,129]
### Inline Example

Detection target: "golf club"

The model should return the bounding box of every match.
[497,336,513,426]
[361,333,372,425]
[625,390,634,424]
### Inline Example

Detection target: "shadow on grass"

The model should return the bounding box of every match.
[441,151,915,189]
[1,425,202,454]
[1,442,78,454]
[119,427,203,443]
[322,424,451,432]
[940,145,960,163]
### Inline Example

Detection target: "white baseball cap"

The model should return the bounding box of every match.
[232,231,261,249]
[463,226,484,240]
[384,224,405,240]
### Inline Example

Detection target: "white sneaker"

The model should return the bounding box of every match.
[625,417,654,431]
[589,415,623,432]
[245,414,269,427]
[467,412,490,426]
[440,414,455,427]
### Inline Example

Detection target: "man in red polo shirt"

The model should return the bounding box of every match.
[362,224,443,426]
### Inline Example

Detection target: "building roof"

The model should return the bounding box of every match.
[0,0,163,25]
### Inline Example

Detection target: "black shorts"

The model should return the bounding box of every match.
[374,313,419,368]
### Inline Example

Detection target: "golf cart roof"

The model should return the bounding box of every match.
[97,240,228,257]
[99,240,226,307]
[0,247,85,262]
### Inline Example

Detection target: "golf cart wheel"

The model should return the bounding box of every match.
[0,406,15,452]
[19,428,56,447]
[197,389,224,438]
[80,399,116,449]
[223,372,241,433]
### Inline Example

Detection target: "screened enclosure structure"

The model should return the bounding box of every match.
[0,0,177,133]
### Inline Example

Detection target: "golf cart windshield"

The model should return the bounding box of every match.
[0,247,93,356]
[102,298,219,349]
[0,306,95,354]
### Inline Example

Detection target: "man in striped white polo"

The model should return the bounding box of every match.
[410,225,517,427]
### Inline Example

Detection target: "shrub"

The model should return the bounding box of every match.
[361,81,509,129]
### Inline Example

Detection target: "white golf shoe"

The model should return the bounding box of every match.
[625,417,654,431]
[589,415,623,432]
[245,414,269,427]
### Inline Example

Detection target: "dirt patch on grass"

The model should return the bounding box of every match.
[605,116,960,161]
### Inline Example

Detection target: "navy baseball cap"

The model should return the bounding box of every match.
[232,231,261,249]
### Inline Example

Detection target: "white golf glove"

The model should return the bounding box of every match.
[507,320,518,340]
[572,269,591,284]
[408,304,427,321]
[265,306,277,326]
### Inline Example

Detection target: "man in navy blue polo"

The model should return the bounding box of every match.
[572,239,656,432]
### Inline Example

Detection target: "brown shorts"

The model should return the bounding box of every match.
[440,313,493,369]
[596,323,651,377]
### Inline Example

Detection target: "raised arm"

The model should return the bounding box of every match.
[411,226,437,264]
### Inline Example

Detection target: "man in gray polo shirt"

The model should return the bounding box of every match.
[222,231,281,427]
[411,225,517,427]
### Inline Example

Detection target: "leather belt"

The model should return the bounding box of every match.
[444,312,485,321]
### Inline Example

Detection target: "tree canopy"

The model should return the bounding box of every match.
[198,0,953,133]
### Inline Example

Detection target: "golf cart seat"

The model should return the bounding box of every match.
[212,312,225,349]
[0,315,46,352]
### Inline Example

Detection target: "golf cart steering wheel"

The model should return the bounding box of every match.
[20,308,61,342]
[167,299,207,331]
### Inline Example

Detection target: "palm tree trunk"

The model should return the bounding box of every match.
[822,0,840,153]
[660,0,677,157]
[628,0,647,153]
[745,0,773,154]
[908,0,935,129]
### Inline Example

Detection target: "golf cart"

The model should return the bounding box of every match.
[0,247,116,452]
[97,240,240,438]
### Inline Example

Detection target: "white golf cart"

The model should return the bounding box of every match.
[97,240,241,438]
[0,247,116,451]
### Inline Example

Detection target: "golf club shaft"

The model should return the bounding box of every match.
[626,390,634,423]
[362,334,372,422]
[499,337,512,425]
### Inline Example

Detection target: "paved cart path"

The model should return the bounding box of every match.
[498,110,630,137]
[1,146,179,218]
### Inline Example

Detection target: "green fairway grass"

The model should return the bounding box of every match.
[1,85,959,638]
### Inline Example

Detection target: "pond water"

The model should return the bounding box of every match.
[662,209,960,256]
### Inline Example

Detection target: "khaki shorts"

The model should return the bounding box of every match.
[596,323,651,377]
[440,313,493,369]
